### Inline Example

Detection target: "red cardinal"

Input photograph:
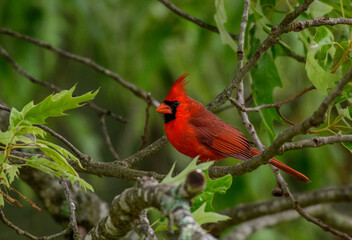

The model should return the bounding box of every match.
[156,74,310,182]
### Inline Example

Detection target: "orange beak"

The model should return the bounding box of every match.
[156,102,172,114]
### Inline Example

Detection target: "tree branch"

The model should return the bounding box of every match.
[158,0,238,40]
[207,0,315,111]
[287,17,352,32]
[0,28,160,107]
[0,207,72,240]
[59,178,81,240]
[207,185,352,236]
[222,205,325,240]
[209,66,352,179]
[280,135,352,153]
[0,43,127,123]
[85,170,214,240]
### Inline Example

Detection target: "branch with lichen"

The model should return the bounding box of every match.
[206,185,352,237]
[85,170,215,240]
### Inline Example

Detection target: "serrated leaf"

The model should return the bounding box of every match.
[192,203,231,225]
[12,126,46,139]
[37,140,82,168]
[39,145,78,176]
[0,194,4,207]
[25,157,93,191]
[251,52,282,142]
[192,172,232,212]
[161,156,213,185]
[26,158,62,178]
[0,171,10,187]
[214,0,237,53]
[11,86,98,126]
[66,174,94,192]
[306,43,340,96]
[4,164,20,184]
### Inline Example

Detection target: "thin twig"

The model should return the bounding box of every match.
[276,106,295,126]
[0,28,159,107]
[0,208,72,240]
[34,124,90,163]
[207,0,315,111]
[0,43,127,123]
[230,85,316,112]
[209,67,352,179]
[8,186,41,211]
[287,17,352,32]
[59,179,81,240]
[99,115,120,160]
[280,135,352,153]
[279,176,351,240]
[140,93,152,149]
[207,185,352,236]
[158,0,238,40]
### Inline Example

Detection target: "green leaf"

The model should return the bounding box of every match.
[4,164,20,184]
[161,156,213,185]
[26,157,67,178]
[12,126,46,138]
[314,26,334,45]
[214,0,237,53]
[251,52,282,142]
[305,43,340,96]
[0,131,13,145]
[0,153,4,164]
[0,194,4,207]
[0,171,10,187]
[260,0,276,16]
[341,141,352,153]
[11,86,98,126]
[337,107,352,120]
[308,0,333,17]
[192,172,232,212]
[37,140,82,168]
[66,174,94,192]
[192,203,230,225]
[341,133,352,153]
[38,145,78,176]
[26,157,93,191]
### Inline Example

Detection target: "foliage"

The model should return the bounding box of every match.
[0,86,97,206]
[0,0,351,239]
[156,157,232,231]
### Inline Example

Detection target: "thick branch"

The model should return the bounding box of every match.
[223,205,325,240]
[207,185,352,236]
[207,0,315,111]
[85,171,213,240]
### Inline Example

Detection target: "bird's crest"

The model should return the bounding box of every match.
[164,74,189,101]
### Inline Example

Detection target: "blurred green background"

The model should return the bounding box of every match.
[0,0,350,239]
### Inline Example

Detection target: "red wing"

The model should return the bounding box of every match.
[189,111,252,161]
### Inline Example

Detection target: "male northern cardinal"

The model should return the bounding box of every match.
[156,74,310,182]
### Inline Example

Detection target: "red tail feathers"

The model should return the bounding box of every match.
[251,149,311,183]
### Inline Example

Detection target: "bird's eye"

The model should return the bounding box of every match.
[173,101,180,107]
